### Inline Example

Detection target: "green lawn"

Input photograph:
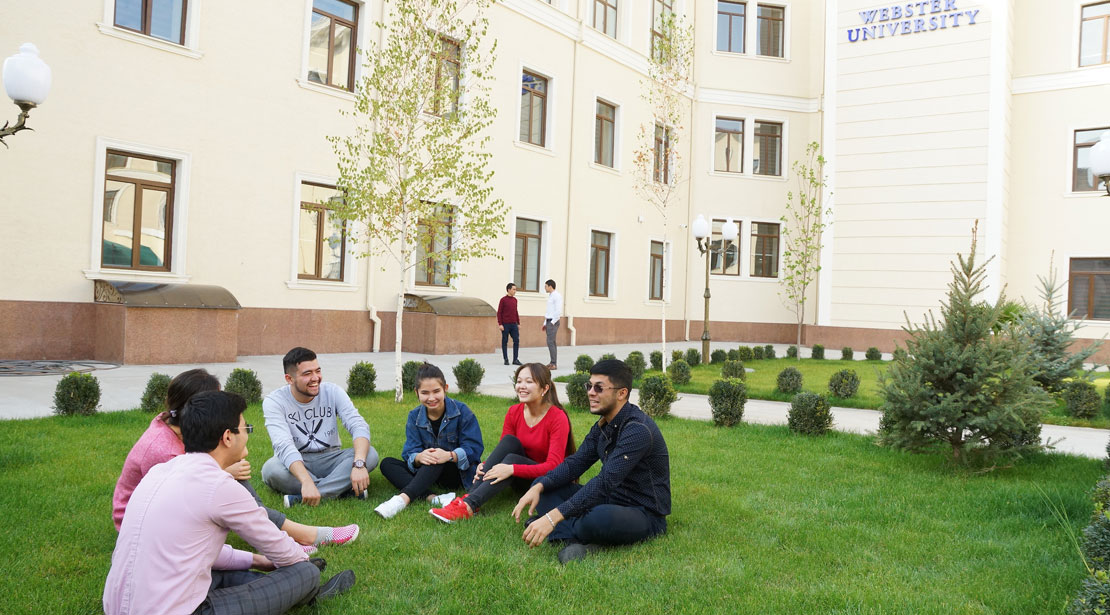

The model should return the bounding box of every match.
[0,392,1104,614]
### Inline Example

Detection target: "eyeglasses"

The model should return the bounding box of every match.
[583,382,621,394]
[229,424,254,434]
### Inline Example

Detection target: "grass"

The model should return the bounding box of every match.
[1,392,1105,614]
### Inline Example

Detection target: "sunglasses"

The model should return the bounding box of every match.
[583,382,621,394]
[229,424,254,434]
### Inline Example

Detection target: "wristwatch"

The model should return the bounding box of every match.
[353,459,366,469]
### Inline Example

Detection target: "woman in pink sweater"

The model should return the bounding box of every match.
[431,363,574,522]
[112,369,358,548]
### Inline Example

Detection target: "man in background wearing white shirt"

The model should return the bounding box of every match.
[542,279,563,370]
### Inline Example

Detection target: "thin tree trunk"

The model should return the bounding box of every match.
[394,272,405,403]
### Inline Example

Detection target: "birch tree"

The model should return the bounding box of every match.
[779,141,830,356]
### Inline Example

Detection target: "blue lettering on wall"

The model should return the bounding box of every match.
[847,2,980,42]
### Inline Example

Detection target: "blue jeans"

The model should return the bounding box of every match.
[533,483,667,545]
[501,323,520,362]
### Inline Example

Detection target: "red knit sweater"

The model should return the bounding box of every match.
[501,402,571,479]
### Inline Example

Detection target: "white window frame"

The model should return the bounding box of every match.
[590,92,623,173]
[711,114,746,175]
[747,217,782,280]
[711,0,791,62]
[287,172,359,291]
[516,61,558,154]
[296,0,367,101]
[584,227,619,302]
[646,237,672,303]
[510,214,552,295]
[751,115,789,179]
[98,0,204,59]
[408,201,464,294]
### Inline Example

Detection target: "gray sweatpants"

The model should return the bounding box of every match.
[261,446,380,499]
[546,319,560,365]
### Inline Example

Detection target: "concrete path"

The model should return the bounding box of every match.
[2,341,1105,459]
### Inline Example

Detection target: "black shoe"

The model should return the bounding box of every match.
[309,557,327,572]
[557,543,602,565]
[504,360,510,365]
[316,569,355,601]
[512,360,522,365]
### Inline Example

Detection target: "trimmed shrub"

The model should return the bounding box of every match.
[401,360,422,391]
[53,372,100,416]
[727,349,740,361]
[453,358,485,394]
[776,367,803,394]
[1093,477,1110,523]
[841,347,854,361]
[1084,512,1110,570]
[1065,380,1102,419]
[671,349,684,365]
[668,359,692,385]
[865,347,882,361]
[709,378,748,427]
[764,345,776,359]
[811,344,825,360]
[649,350,663,371]
[640,374,678,418]
[347,362,377,396]
[1105,383,1110,414]
[737,346,754,362]
[786,345,798,359]
[565,372,591,410]
[892,347,908,362]
[710,349,727,364]
[600,353,617,362]
[225,368,262,405]
[574,354,595,373]
[788,392,833,435]
[721,360,746,380]
[140,372,171,413]
[685,348,702,366]
[752,346,765,360]
[1069,570,1110,615]
[828,369,861,398]
[625,351,646,379]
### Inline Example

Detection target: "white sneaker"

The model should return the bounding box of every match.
[429,492,456,508]
[374,495,407,519]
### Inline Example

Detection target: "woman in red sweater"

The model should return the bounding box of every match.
[430,363,574,522]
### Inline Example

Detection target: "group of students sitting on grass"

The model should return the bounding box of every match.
[104,347,671,615]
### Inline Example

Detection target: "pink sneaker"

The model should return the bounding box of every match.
[302,544,319,556]
[430,497,473,524]
[320,524,360,546]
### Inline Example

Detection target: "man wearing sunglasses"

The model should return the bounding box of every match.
[512,359,671,564]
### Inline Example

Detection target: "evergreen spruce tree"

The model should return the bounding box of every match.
[878,225,1051,463]
[1020,260,1101,394]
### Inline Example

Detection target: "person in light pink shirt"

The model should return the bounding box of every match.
[104,391,355,615]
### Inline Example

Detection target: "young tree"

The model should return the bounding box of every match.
[633,8,693,367]
[328,0,506,401]
[779,141,829,356]
[878,224,1051,463]
[1020,256,1102,394]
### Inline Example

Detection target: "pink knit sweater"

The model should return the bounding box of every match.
[112,413,183,530]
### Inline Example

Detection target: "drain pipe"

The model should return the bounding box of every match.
[562,27,581,348]
[364,2,386,353]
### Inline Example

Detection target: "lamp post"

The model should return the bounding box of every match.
[1089,132,1110,196]
[1,43,52,147]
[692,214,738,365]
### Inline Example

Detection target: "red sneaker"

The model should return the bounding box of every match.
[429,497,472,524]
[320,524,360,546]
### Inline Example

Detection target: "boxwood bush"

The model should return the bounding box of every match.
[764,345,776,359]
[671,349,684,365]
[625,351,646,379]
[727,349,740,361]
[736,346,754,362]
[828,369,861,398]
[787,345,798,358]
[1084,512,1110,570]
[752,346,765,360]
[574,354,595,373]
[668,359,692,385]
[401,360,422,391]
[639,374,678,418]
[776,366,803,394]
[453,358,485,394]
[865,347,882,361]
[565,372,591,410]
[684,348,701,366]
[710,349,727,364]
[650,350,663,371]
[140,372,171,413]
[1065,380,1102,419]
[811,344,825,360]
[709,378,748,427]
[225,368,263,405]
[1069,571,1110,615]
[599,353,617,362]
[721,360,746,380]
[788,392,833,435]
[53,372,101,416]
[347,361,377,396]
[841,346,854,361]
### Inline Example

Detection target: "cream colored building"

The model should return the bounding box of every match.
[1,0,1107,364]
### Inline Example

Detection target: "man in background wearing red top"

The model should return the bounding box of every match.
[498,282,522,366]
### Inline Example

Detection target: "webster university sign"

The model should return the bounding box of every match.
[847,1,981,42]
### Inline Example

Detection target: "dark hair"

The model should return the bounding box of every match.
[181,391,247,453]
[545,279,556,290]
[283,347,317,376]
[415,362,447,390]
[590,359,632,392]
[165,369,221,426]
[506,282,516,291]
[514,363,576,456]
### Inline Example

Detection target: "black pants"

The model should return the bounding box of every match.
[380,456,462,501]
[533,483,667,546]
[501,323,520,362]
[464,435,536,511]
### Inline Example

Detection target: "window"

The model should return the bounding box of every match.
[595,100,616,167]
[716,1,745,53]
[649,241,665,300]
[514,218,543,291]
[520,71,548,146]
[653,123,672,183]
[714,117,744,173]
[102,150,174,271]
[757,4,784,57]
[652,0,674,59]
[432,36,461,116]
[1074,127,1110,191]
[589,231,612,297]
[1070,258,1110,320]
[298,182,346,281]
[308,0,358,90]
[416,205,452,286]
[710,219,740,276]
[1081,2,1110,66]
[754,121,782,176]
[594,0,618,38]
[751,222,779,278]
[114,0,187,45]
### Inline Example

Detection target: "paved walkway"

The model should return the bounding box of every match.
[2,341,1106,459]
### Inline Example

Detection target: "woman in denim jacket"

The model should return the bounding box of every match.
[374,363,484,519]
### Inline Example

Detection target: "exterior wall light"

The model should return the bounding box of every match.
[692,214,738,364]
[1,43,52,147]
[1089,132,1110,197]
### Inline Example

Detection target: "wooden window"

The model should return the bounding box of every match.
[1074,127,1110,191]
[520,71,548,146]
[416,205,453,286]
[595,100,616,167]
[651,0,674,60]
[297,182,346,281]
[1081,2,1110,66]
[514,218,543,292]
[716,1,746,53]
[594,0,618,38]
[589,231,612,297]
[102,150,175,271]
[649,241,665,300]
[432,36,461,116]
[750,222,780,278]
[754,120,782,176]
[757,4,784,57]
[714,117,744,173]
[114,0,187,45]
[1070,258,1110,320]
[653,123,672,183]
[307,0,358,91]
[710,219,740,276]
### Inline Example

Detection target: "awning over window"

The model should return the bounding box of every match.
[402,294,495,317]
[94,280,240,309]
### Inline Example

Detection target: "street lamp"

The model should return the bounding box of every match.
[1,43,52,148]
[1089,132,1110,196]
[692,214,738,365]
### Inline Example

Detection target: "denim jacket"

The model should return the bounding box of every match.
[402,397,484,485]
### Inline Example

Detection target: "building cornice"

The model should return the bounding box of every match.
[696,88,820,113]
[1012,66,1110,95]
